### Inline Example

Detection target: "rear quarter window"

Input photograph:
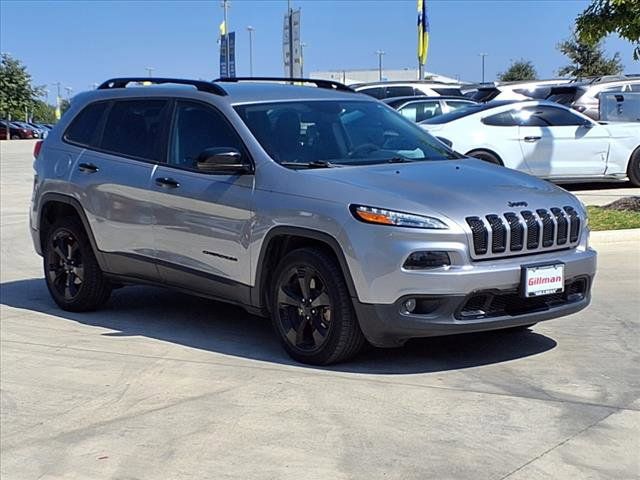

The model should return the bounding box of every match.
[481,111,518,126]
[64,101,109,147]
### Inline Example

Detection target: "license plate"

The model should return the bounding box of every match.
[522,263,564,298]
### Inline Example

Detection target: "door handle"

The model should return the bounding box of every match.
[78,162,99,173]
[523,136,542,142]
[155,177,180,188]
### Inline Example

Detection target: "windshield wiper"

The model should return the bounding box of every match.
[281,160,335,169]
[384,157,411,163]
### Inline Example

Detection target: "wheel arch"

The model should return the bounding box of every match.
[464,148,504,166]
[37,193,106,270]
[251,227,358,312]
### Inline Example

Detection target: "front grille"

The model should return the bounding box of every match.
[465,206,582,259]
[457,277,588,320]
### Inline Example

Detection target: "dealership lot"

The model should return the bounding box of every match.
[1,140,639,479]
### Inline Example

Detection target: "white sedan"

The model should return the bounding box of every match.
[420,100,640,186]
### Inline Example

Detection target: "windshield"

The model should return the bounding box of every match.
[234,100,458,167]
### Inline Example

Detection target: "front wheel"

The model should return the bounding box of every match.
[270,248,366,365]
[43,218,112,311]
[466,150,502,166]
[627,148,640,187]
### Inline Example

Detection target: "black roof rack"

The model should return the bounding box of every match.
[97,77,227,96]
[213,76,354,92]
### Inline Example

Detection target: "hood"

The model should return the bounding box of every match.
[304,159,580,223]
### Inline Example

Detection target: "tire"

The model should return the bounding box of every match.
[43,217,111,312]
[11,135,20,140]
[270,248,366,365]
[466,150,502,166]
[627,148,640,187]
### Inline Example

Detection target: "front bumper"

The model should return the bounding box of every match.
[352,248,596,347]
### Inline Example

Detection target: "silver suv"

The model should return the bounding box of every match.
[30,77,597,365]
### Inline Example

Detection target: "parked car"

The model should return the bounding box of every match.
[28,123,49,139]
[464,79,572,103]
[599,92,640,123]
[420,99,640,185]
[546,77,640,120]
[0,120,34,139]
[31,77,596,365]
[12,121,41,138]
[354,81,464,99]
[383,96,476,122]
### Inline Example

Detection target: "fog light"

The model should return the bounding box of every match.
[403,298,417,314]
[403,251,451,270]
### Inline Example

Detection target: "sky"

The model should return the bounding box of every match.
[1,0,637,100]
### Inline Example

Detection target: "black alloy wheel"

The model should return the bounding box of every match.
[43,218,111,311]
[270,248,366,365]
[47,229,84,301]
[276,265,333,352]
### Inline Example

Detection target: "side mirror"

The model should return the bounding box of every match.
[196,147,251,174]
[581,120,594,129]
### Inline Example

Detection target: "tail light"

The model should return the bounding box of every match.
[33,140,43,158]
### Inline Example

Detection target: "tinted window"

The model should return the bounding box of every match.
[169,101,245,169]
[420,101,517,124]
[385,86,416,98]
[517,106,584,126]
[469,88,499,102]
[358,87,385,99]
[445,100,475,111]
[399,101,442,122]
[482,111,518,126]
[433,88,463,96]
[101,100,168,161]
[630,83,640,92]
[546,87,585,105]
[65,102,108,146]
[235,100,457,167]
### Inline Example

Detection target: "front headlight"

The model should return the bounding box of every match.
[350,205,449,229]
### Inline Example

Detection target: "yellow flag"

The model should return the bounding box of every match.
[417,0,429,66]
[219,21,226,36]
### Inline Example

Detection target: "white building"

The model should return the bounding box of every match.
[310,68,464,85]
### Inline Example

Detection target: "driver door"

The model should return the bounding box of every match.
[517,105,609,178]
[149,100,255,291]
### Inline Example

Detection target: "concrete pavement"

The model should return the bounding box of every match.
[1,140,639,479]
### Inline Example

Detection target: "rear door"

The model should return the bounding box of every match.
[517,105,609,177]
[149,99,255,295]
[66,98,170,280]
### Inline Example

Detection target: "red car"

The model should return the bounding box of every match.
[0,120,34,139]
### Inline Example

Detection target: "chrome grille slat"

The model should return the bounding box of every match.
[467,207,582,260]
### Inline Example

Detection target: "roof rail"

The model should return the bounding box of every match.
[97,77,227,96]
[213,76,354,92]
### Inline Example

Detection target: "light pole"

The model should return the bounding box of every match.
[375,50,385,81]
[247,25,255,77]
[479,53,488,83]
[145,67,155,78]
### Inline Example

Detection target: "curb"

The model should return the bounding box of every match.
[590,228,640,245]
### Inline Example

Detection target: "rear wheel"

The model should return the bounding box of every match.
[43,218,111,311]
[270,248,366,365]
[627,148,640,187]
[467,150,502,166]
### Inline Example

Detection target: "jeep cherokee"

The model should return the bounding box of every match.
[30,77,597,365]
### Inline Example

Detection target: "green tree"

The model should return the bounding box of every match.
[0,53,38,120]
[498,59,538,82]
[576,0,640,61]
[31,100,57,123]
[557,33,623,78]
